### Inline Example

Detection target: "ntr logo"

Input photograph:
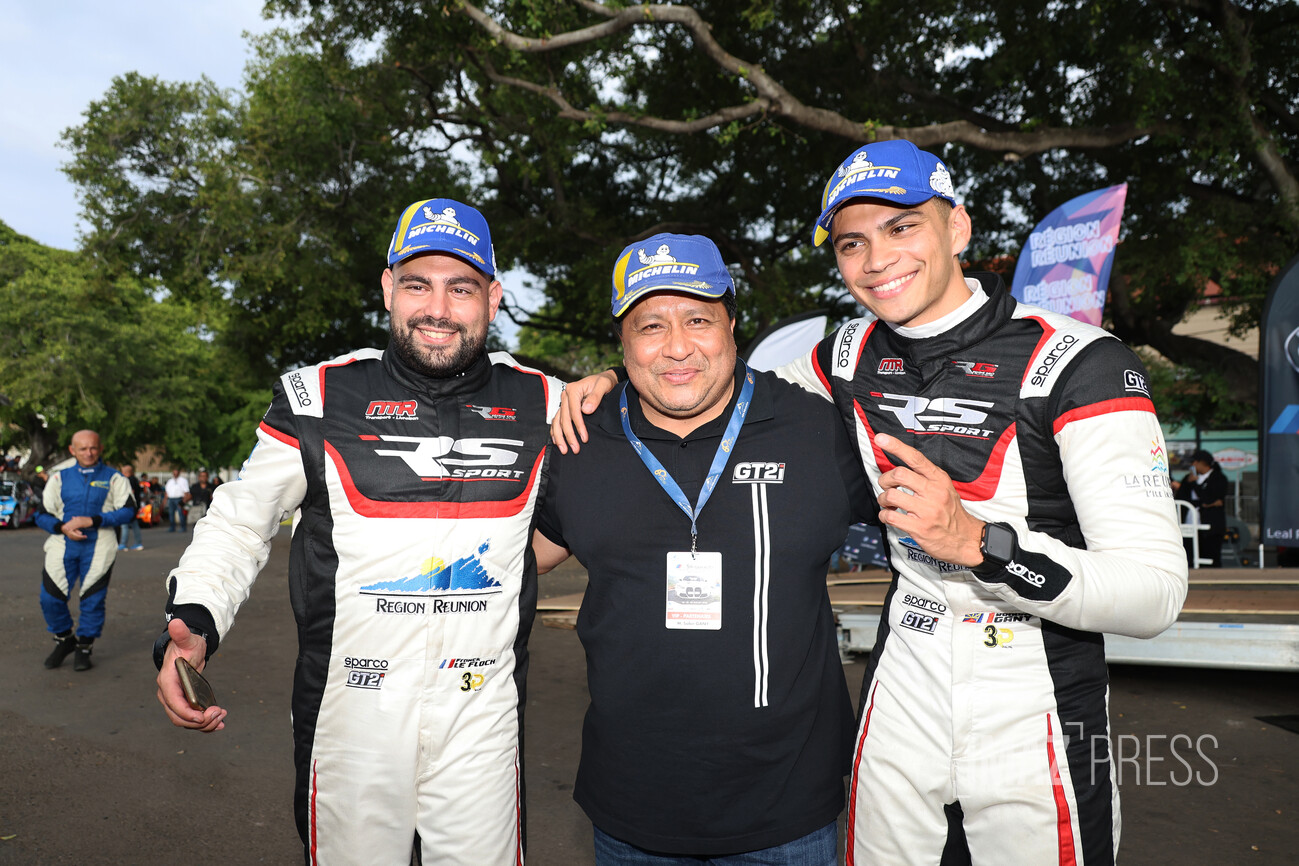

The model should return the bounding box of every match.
[367,435,525,480]
[870,393,996,439]
[366,400,418,419]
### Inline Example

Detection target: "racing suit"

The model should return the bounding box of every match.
[163,347,561,866]
[780,274,1187,865]
[36,461,135,639]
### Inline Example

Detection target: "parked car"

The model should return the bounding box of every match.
[0,476,36,529]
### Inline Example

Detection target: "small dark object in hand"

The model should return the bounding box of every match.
[175,657,216,711]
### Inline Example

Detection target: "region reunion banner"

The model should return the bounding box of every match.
[1260,253,1299,548]
[1011,183,1128,326]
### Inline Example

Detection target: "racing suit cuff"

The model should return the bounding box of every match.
[52,520,64,534]
[91,515,103,528]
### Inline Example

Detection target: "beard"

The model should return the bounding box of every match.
[390,314,488,379]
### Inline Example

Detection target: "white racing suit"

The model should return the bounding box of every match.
[163,348,560,865]
[780,275,1188,865]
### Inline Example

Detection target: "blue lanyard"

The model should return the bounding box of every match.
[619,363,755,552]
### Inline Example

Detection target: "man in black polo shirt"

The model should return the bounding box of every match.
[533,233,873,864]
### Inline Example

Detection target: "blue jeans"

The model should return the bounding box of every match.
[120,519,142,548]
[593,822,837,866]
[168,499,186,531]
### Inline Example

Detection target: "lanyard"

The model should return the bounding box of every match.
[619,363,755,553]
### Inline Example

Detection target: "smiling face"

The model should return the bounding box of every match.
[620,291,737,437]
[830,197,973,329]
[382,252,502,378]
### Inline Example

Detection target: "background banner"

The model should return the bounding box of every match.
[1260,253,1299,548]
[1011,183,1128,326]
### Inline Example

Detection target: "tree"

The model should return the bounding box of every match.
[69,1,1299,424]
[0,222,261,472]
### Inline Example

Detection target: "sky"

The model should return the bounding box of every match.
[0,1,276,251]
[0,1,539,345]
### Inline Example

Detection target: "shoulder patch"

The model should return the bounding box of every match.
[1014,307,1114,399]
[830,316,877,382]
[280,348,383,419]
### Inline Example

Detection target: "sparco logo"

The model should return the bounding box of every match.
[871,393,996,438]
[877,358,905,375]
[366,400,418,419]
[903,593,947,614]
[288,371,311,406]
[837,322,860,369]
[1006,560,1046,587]
[1030,334,1079,386]
[344,657,389,670]
[370,436,526,480]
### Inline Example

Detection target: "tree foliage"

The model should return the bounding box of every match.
[0,222,264,472]
[63,0,1299,425]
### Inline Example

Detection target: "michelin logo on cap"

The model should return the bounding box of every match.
[387,198,496,277]
[813,140,958,247]
[610,233,735,318]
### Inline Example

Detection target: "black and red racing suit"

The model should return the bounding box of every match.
[780,273,1187,865]
[164,347,560,865]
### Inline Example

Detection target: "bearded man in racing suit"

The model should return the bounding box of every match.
[153,199,562,866]
[552,141,1187,865]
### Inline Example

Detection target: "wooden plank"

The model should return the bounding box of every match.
[538,591,585,611]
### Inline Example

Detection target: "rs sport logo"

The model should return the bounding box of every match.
[367,435,526,480]
[870,393,996,439]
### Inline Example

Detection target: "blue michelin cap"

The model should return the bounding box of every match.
[387,198,497,277]
[813,140,957,247]
[610,233,734,318]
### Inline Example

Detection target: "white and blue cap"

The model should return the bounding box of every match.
[387,198,497,277]
[610,233,734,318]
[813,140,957,247]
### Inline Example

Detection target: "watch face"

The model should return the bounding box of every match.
[983,524,1016,564]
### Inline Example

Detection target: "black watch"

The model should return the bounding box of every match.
[979,522,1017,568]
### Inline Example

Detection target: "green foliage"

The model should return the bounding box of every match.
[0,222,264,470]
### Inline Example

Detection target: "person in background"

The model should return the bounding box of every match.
[187,469,217,528]
[1173,449,1228,568]
[34,430,135,671]
[163,468,190,532]
[118,463,144,551]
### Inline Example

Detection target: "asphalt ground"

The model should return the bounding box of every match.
[1,523,1296,865]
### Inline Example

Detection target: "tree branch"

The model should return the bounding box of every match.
[459,0,1162,155]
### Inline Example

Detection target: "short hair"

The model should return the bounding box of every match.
[612,290,736,337]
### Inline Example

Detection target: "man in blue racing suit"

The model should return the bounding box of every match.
[36,429,135,671]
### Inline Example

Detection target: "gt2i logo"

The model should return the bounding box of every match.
[952,361,998,379]
[983,625,1015,648]
[367,436,526,480]
[1123,369,1150,396]
[466,405,517,421]
[870,393,996,439]
[900,610,938,635]
[732,462,786,483]
[344,656,388,690]
[460,671,485,692]
[366,400,418,420]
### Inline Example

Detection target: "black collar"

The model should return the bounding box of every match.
[381,341,494,398]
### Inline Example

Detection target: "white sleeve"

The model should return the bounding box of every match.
[973,347,1189,638]
[167,421,307,642]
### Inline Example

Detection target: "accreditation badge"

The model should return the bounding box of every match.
[665,551,722,630]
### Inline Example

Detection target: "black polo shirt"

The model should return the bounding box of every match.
[537,361,874,855]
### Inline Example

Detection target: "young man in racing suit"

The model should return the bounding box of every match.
[552,140,1188,865]
[153,199,562,865]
